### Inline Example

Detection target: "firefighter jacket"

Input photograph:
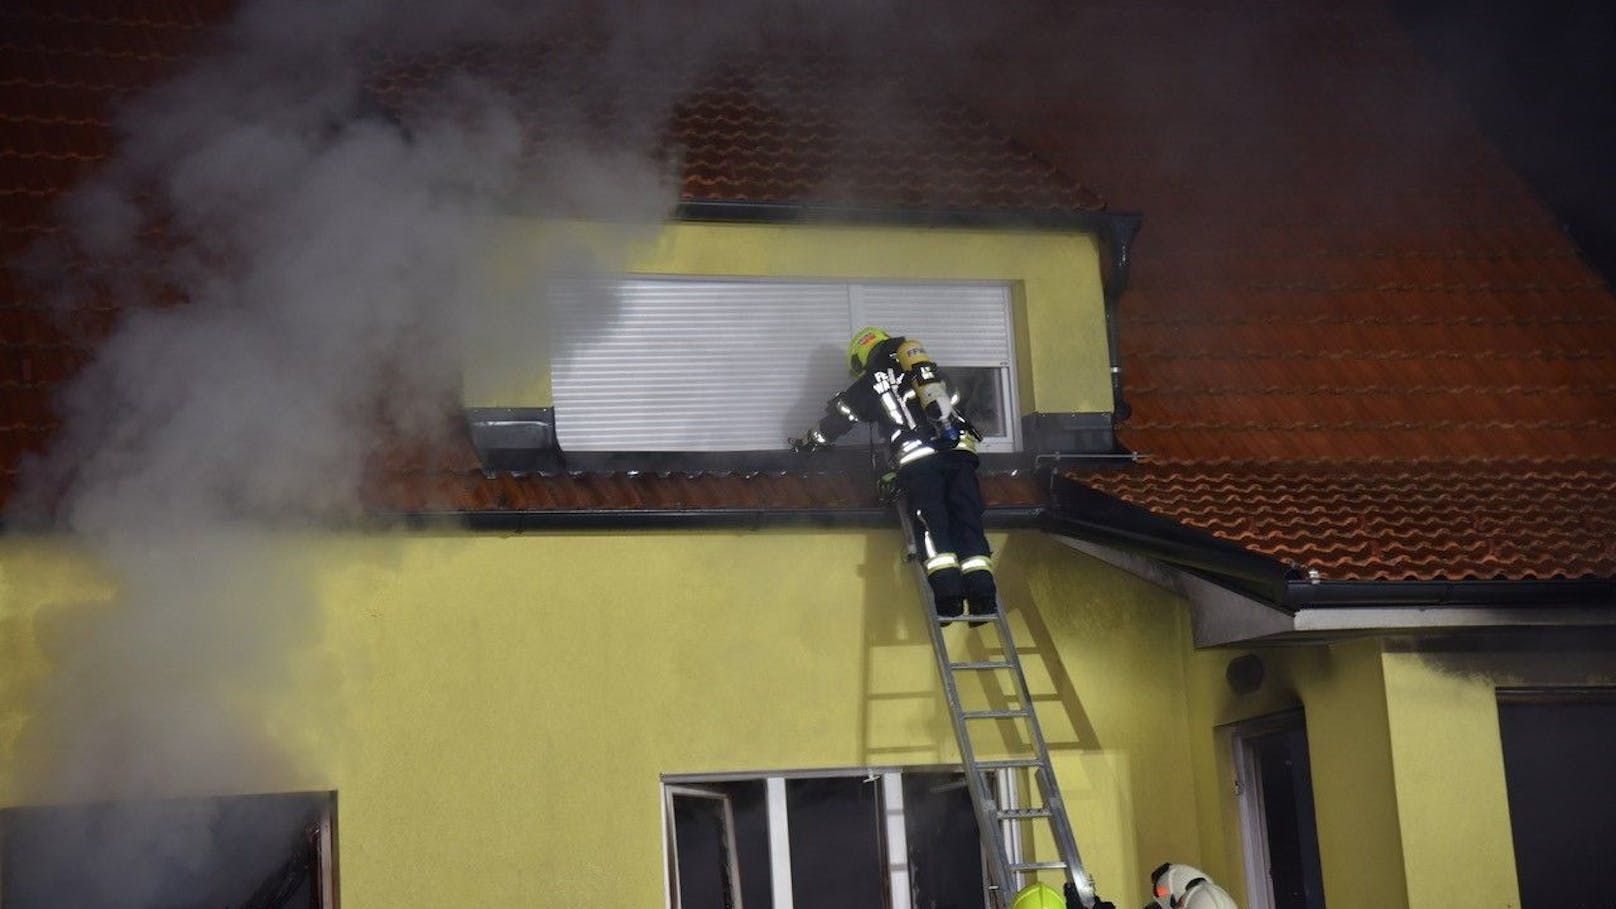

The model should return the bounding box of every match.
[800,336,978,468]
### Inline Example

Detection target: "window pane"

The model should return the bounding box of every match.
[672,795,739,909]
[949,366,1006,440]
[1,792,331,909]
[667,781,772,909]
[902,772,986,909]
[785,777,886,909]
[1498,695,1616,909]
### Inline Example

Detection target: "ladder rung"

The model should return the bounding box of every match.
[1011,861,1069,872]
[996,807,1054,820]
[974,758,1042,771]
[949,660,1013,671]
[963,708,1030,720]
[935,615,1000,626]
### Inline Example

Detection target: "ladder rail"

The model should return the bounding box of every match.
[985,605,1097,906]
[895,497,1098,908]
[914,556,1019,904]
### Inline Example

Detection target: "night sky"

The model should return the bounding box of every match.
[1394,0,1616,287]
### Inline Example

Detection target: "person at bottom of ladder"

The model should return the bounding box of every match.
[1146,864,1238,909]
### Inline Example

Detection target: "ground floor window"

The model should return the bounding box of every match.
[1497,688,1616,909]
[0,790,336,908]
[664,768,1002,909]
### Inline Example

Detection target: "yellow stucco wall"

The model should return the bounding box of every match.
[1185,638,1410,909]
[1,529,1193,908]
[471,220,1113,416]
[1183,635,1616,909]
[1381,650,1520,909]
[14,525,1600,908]
[1382,644,1616,909]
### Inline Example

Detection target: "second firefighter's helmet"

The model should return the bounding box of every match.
[847,326,891,375]
[1149,863,1237,909]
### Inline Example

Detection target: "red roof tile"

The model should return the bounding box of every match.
[982,0,1616,582]
[664,50,1103,211]
[1083,459,1616,582]
[363,40,1104,213]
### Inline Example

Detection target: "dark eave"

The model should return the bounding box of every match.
[1041,473,1299,604]
[1041,472,1616,644]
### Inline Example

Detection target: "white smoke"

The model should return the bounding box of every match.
[3,0,735,899]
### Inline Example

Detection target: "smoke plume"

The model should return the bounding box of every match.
[3,0,918,900]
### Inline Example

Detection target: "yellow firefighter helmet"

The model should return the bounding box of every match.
[847,326,891,375]
[1011,882,1067,909]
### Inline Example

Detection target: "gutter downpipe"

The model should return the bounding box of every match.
[1094,214,1143,424]
[1284,578,1616,609]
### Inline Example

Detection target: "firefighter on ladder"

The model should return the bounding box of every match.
[789,327,996,620]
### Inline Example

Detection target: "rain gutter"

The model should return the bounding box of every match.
[1284,578,1616,609]
[380,505,1048,533]
[1040,475,1299,604]
[673,199,1137,236]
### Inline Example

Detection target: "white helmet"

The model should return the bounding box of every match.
[1149,863,1238,909]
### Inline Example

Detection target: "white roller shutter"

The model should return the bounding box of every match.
[853,282,1014,369]
[551,278,851,450]
[550,277,1015,452]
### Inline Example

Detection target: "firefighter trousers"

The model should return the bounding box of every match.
[898,449,997,610]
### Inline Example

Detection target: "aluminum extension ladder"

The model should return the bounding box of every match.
[896,499,1098,909]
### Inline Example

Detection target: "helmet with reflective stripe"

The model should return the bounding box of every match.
[1010,882,1066,909]
[847,326,891,375]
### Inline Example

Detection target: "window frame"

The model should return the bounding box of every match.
[0,790,338,909]
[661,766,1015,909]
[665,784,746,909]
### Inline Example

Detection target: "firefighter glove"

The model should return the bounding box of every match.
[789,432,827,453]
[875,470,898,504]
